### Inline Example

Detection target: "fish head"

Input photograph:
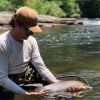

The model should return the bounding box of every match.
[68,81,93,92]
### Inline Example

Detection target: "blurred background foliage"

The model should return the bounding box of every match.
[0,0,100,18]
[77,0,100,18]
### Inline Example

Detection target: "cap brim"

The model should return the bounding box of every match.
[29,25,42,33]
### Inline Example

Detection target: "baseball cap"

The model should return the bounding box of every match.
[15,6,42,32]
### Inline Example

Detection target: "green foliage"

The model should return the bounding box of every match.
[39,1,66,17]
[1,0,100,18]
[0,0,26,11]
[0,0,12,11]
[10,0,25,11]
[0,0,80,17]
[25,0,66,17]
[60,0,80,17]
[24,0,40,11]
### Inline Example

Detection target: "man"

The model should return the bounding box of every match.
[0,6,59,95]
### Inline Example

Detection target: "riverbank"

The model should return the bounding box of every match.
[0,11,83,29]
[0,12,100,30]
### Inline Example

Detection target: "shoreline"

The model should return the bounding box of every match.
[0,12,82,29]
[0,12,100,30]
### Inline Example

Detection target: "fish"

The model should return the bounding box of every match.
[35,80,93,98]
[41,80,92,93]
[20,79,92,98]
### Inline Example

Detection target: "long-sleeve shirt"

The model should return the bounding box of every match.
[0,31,58,95]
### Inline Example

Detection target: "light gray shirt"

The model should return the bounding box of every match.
[0,31,58,94]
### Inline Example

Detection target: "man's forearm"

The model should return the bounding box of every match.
[2,77,26,95]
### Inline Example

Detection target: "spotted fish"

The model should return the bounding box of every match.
[41,80,92,93]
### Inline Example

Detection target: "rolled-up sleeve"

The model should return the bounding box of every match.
[30,37,59,83]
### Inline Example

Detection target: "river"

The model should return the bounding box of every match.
[0,25,100,100]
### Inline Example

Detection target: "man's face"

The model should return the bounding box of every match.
[15,19,34,41]
[21,25,33,39]
[18,24,33,40]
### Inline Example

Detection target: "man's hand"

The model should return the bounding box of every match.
[25,90,48,96]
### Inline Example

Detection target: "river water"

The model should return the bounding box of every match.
[0,25,100,100]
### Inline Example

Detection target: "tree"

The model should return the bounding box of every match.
[60,0,80,17]
[0,0,12,11]
[8,0,25,11]
[25,0,66,17]
[78,0,100,18]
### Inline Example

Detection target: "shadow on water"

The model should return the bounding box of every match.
[0,92,14,100]
[0,25,100,100]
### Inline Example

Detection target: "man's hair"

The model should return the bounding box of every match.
[9,15,23,28]
[9,15,15,28]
